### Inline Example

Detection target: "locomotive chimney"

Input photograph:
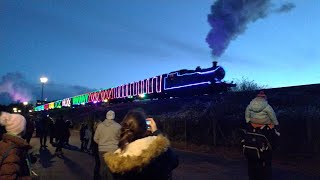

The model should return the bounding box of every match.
[212,61,218,68]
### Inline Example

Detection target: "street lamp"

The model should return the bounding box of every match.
[40,76,48,102]
[23,102,28,113]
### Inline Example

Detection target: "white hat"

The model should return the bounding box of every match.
[106,110,115,120]
[0,112,26,135]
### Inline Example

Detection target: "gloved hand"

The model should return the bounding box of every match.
[274,125,280,136]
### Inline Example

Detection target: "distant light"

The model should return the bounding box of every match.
[17,110,21,113]
[40,77,48,83]
[23,102,28,106]
[139,94,146,98]
[93,101,98,104]
[128,96,133,99]
[103,99,108,103]
[29,110,33,113]
[13,107,17,111]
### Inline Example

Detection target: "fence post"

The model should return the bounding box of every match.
[185,118,187,148]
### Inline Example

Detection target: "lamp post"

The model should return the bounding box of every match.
[40,77,48,103]
[23,101,28,114]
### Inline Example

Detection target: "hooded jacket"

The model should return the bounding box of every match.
[104,135,179,180]
[245,97,279,125]
[94,119,121,152]
[0,134,31,180]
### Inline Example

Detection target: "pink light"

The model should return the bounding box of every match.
[140,80,145,94]
[106,89,112,99]
[145,79,149,94]
[129,83,132,96]
[100,90,107,101]
[88,93,94,102]
[133,82,138,96]
[149,78,154,94]
[112,88,117,99]
[95,92,100,101]
[117,86,121,98]
[157,75,162,93]
[152,75,162,93]
[121,85,125,98]
[125,84,129,97]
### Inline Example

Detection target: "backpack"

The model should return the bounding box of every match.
[241,130,272,161]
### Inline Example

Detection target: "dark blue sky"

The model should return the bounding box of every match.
[0,0,319,103]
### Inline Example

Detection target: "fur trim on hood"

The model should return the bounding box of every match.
[104,135,170,173]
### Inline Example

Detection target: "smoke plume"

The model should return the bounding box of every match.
[206,0,296,57]
[0,73,32,104]
[0,72,95,105]
[275,2,296,13]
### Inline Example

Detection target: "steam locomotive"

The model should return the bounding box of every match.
[34,61,235,111]
[162,61,233,97]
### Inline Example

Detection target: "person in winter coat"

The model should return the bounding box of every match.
[84,125,92,153]
[23,115,35,144]
[39,114,50,148]
[244,91,280,180]
[54,116,68,156]
[0,112,32,180]
[92,120,101,180]
[94,110,121,180]
[104,110,179,180]
[80,123,87,152]
[64,120,73,146]
[48,118,56,145]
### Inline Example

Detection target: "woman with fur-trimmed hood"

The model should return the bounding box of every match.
[104,110,179,180]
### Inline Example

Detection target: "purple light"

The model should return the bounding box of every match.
[164,81,211,90]
[168,67,221,77]
[93,101,97,104]
[163,67,221,90]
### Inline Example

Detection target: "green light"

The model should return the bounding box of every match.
[54,100,62,109]
[73,94,89,105]
[139,94,146,98]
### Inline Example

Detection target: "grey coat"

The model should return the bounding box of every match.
[93,119,121,152]
[245,97,279,125]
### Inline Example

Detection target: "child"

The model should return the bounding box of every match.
[0,111,32,179]
[84,125,92,153]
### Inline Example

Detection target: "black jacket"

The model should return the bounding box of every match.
[105,134,179,180]
[54,119,68,140]
[0,126,5,141]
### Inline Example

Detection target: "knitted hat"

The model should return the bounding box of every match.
[257,91,267,99]
[0,112,26,135]
[106,110,115,120]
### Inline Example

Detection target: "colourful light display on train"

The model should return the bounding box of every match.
[34,62,235,111]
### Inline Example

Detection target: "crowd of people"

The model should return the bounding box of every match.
[0,91,280,180]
